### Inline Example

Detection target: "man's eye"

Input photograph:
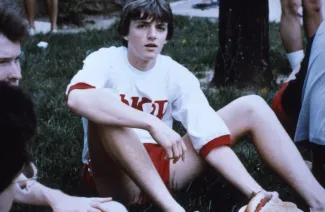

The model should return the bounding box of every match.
[0,60,7,65]
[157,26,166,31]
[137,24,147,29]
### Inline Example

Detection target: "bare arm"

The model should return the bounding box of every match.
[13,173,112,211]
[13,173,69,206]
[67,88,187,160]
[67,88,157,130]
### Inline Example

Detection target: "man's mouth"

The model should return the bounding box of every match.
[145,44,158,48]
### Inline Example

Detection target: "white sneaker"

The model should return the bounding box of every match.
[28,28,36,36]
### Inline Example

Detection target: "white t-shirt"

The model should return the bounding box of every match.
[66,46,230,163]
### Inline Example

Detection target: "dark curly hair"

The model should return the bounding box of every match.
[0,2,28,42]
[0,81,36,193]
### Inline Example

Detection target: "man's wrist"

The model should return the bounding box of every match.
[248,189,265,200]
[143,113,159,132]
[45,187,66,207]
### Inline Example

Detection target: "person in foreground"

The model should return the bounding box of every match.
[66,0,325,211]
[0,3,127,212]
[272,20,325,188]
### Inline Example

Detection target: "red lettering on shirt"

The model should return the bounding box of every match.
[120,94,168,119]
[153,100,168,119]
[131,97,152,111]
[120,94,129,105]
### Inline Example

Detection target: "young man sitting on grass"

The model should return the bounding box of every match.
[272,20,325,188]
[66,0,325,211]
[0,3,127,212]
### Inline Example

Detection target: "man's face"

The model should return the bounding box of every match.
[0,34,22,86]
[126,18,168,62]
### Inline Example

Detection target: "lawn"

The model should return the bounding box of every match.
[11,16,310,212]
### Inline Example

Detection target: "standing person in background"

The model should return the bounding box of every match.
[23,0,58,35]
[280,0,322,69]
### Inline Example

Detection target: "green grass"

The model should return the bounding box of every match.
[11,16,310,212]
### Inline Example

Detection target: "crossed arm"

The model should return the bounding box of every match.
[12,173,114,212]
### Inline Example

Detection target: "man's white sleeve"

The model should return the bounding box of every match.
[171,73,231,157]
[66,47,115,95]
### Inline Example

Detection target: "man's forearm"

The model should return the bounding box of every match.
[13,173,65,207]
[67,89,157,131]
[205,146,263,197]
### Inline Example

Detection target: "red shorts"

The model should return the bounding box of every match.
[272,82,290,123]
[81,143,170,205]
[81,137,231,205]
[271,82,296,137]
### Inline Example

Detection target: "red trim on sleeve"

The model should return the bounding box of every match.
[66,83,95,102]
[67,83,95,96]
[199,134,232,158]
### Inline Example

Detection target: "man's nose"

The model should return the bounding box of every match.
[8,62,22,85]
[147,26,157,40]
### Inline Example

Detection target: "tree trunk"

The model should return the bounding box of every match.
[212,0,270,87]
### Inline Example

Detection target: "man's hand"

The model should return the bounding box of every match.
[148,117,187,163]
[13,177,113,212]
[251,190,279,202]
[51,196,113,212]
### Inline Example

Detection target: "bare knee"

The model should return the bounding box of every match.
[303,0,322,16]
[100,201,128,212]
[236,95,269,122]
[281,0,302,17]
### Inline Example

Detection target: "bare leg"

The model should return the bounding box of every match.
[170,135,263,198]
[280,0,303,52]
[302,0,323,38]
[45,0,58,30]
[169,135,208,191]
[88,122,184,212]
[217,95,325,211]
[23,0,36,29]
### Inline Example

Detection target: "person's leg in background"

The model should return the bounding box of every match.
[45,0,58,31]
[218,95,325,211]
[280,0,305,69]
[302,0,323,38]
[23,0,36,35]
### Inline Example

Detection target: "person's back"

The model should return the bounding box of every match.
[0,81,36,211]
[272,21,325,187]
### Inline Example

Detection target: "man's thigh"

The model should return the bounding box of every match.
[87,122,142,205]
[169,134,208,191]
